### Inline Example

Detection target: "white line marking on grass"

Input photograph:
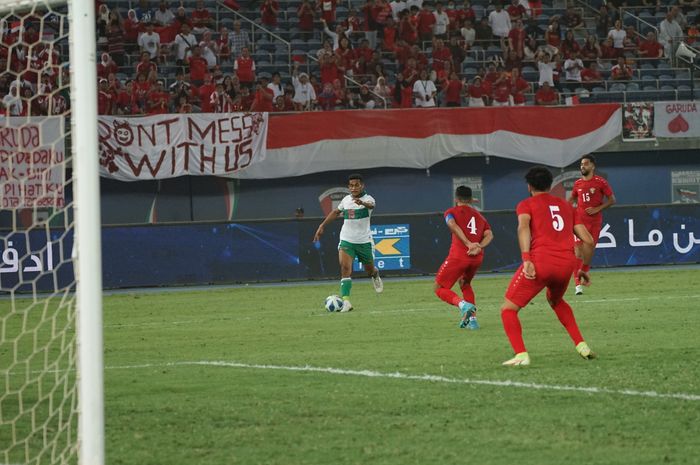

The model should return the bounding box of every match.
[106,360,700,402]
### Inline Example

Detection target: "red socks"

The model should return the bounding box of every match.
[551,300,584,346]
[460,282,475,305]
[573,257,584,285]
[435,287,462,307]
[501,308,526,354]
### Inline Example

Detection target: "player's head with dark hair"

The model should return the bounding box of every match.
[580,154,596,177]
[348,173,363,184]
[581,154,596,165]
[455,185,472,202]
[524,166,553,193]
[348,173,365,197]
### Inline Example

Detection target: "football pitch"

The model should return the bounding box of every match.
[102,267,700,465]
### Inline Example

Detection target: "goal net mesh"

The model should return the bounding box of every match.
[0,1,78,464]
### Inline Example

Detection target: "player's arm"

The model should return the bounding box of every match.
[517,213,536,279]
[573,223,595,285]
[313,208,341,241]
[568,188,578,206]
[446,217,474,250]
[470,228,494,256]
[353,198,375,209]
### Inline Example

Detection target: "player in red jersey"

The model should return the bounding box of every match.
[568,154,616,295]
[501,166,596,366]
[434,186,494,330]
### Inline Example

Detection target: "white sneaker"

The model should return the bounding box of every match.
[502,352,530,366]
[340,299,353,312]
[575,285,584,295]
[371,272,383,293]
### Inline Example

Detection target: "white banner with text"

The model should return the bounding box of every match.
[98,113,268,181]
[653,101,700,138]
[0,116,66,209]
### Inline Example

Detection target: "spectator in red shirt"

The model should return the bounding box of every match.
[211,82,235,112]
[261,0,280,28]
[147,80,170,114]
[467,75,487,107]
[382,17,399,52]
[187,45,209,85]
[135,51,157,79]
[97,52,118,79]
[638,31,663,65]
[320,51,340,84]
[443,70,464,107]
[580,35,601,65]
[317,82,336,110]
[97,78,113,115]
[545,19,561,49]
[234,47,256,87]
[623,25,640,54]
[580,61,602,89]
[507,0,526,21]
[192,0,213,34]
[599,37,617,60]
[610,56,633,80]
[393,73,414,108]
[399,9,418,45]
[509,67,530,105]
[115,80,137,115]
[431,38,452,72]
[318,0,337,25]
[132,72,151,113]
[535,81,558,105]
[177,95,193,113]
[298,0,316,41]
[124,9,142,45]
[508,19,526,59]
[491,71,512,106]
[559,30,580,59]
[197,74,217,112]
[417,3,436,43]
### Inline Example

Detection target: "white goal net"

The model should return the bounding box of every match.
[0,1,102,464]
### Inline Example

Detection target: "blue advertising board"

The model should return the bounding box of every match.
[1,205,698,291]
[353,224,411,272]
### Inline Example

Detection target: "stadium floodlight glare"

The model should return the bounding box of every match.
[0,0,104,464]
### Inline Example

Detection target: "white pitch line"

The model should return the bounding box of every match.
[105,360,700,402]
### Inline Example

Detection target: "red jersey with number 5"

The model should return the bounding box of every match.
[444,205,490,257]
[516,193,578,261]
[572,175,614,225]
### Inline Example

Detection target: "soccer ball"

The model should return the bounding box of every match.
[325,295,344,312]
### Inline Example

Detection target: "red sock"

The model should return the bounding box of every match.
[501,308,526,354]
[572,257,583,285]
[435,287,462,307]
[460,282,475,305]
[551,300,584,346]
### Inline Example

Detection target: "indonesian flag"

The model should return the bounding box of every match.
[235,104,621,179]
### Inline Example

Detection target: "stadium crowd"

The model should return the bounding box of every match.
[0,0,698,115]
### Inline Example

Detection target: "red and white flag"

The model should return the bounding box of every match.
[236,104,622,179]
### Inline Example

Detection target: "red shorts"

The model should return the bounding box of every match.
[435,255,483,289]
[574,219,602,245]
[505,258,575,308]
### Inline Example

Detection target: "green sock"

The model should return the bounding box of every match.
[340,278,352,298]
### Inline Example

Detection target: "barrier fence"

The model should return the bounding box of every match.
[1,204,697,291]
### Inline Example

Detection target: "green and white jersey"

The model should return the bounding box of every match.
[337,193,375,244]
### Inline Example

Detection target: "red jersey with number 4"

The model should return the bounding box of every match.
[444,205,490,258]
[572,175,613,226]
[516,193,577,261]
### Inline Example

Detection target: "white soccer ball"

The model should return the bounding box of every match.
[325,295,344,312]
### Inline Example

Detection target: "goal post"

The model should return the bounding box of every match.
[70,0,104,464]
[0,0,104,464]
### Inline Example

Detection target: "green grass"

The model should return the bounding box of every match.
[3,268,700,464]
